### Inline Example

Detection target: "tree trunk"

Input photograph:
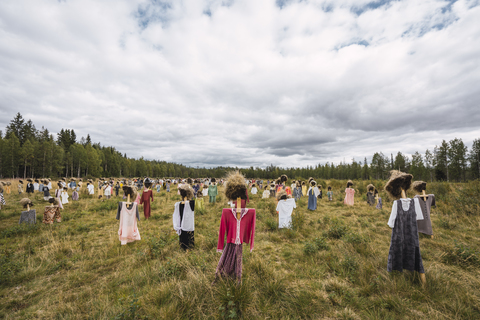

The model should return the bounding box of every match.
[24,159,27,179]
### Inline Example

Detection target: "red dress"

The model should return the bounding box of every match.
[140,189,153,219]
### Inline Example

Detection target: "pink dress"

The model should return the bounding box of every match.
[117,202,141,245]
[344,188,355,206]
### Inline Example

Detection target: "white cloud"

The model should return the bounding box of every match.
[0,0,479,168]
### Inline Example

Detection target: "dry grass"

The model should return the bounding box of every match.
[0,179,479,319]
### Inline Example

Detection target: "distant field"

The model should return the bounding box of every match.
[0,180,479,319]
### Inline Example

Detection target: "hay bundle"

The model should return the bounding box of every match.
[367,184,375,192]
[384,170,413,199]
[20,198,34,209]
[412,181,427,193]
[224,171,247,201]
[178,184,194,200]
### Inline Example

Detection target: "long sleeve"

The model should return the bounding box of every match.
[136,205,140,221]
[172,203,181,235]
[189,199,195,211]
[217,211,227,252]
[150,191,154,202]
[387,201,397,228]
[116,203,122,220]
[249,211,256,252]
[414,198,424,220]
[246,189,249,203]
[140,192,144,205]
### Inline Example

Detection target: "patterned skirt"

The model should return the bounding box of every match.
[215,243,243,283]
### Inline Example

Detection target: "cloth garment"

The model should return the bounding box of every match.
[61,191,69,204]
[72,190,79,201]
[47,182,52,190]
[285,186,292,196]
[34,183,39,191]
[293,187,302,200]
[55,189,64,209]
[104,186,112,196]
[18,184,23,194]
[0,193,6,206]
[87,184,95,195]
[302,186,307,197]
[202,188,208,197]
[196,197,205,211]
[344,188,355,206]
[115,185,120,196]
[214,243,243,283]
[26,183,34,193]
[276,198,296,228]
[376,197,383,209]
[327,191,333,201]
[270,188,276,198]
[166,183,170,192]
[307,188,318,210]
[43,206,61,224]
[172,200,196,250]
[217,207,256,253]
[43,186,51,200]
[291,183,296,190]
[388,198,423,228]
[134,193,141,204]
[414,195,436,236]
[387,198,425,273]
[317,190,322,199]
[38,183,43,193]
[156,184,161,193]
[19,209,36,224]
[367,192,375,206]
[116,202,141,245]
[251,187,258,195]
[262,189,270,199]
[208,185,218,203]
[140,189,154,219]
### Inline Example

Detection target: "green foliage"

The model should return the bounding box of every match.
[304,237,329,254]
[0,223,38,238]
[115,293,146,320]
[0,248,21,286]
[443,241,480,267]
[195,206,206,216]
[325,221,348,239]
[450,181,480,216]
[217,282,250,319]
[291,211,305,230]
[264,218,277,231]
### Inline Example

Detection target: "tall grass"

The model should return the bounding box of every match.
[0,180,479,318]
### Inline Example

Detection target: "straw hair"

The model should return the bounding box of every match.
[346,180,353,188]
[48,197,58,205]
[367,184,375,192]
[27,178,33,182]
[224,171,247,200]
[20,198,34,209]
[280,175,288,183]
[0,185,3,193]
[310,180,316,187]
[384,170,413,199]
[211,178,216,183]
[412,181,427,193]
[178,184,194,200]
[276,189,290,200]
[122,185,138,199]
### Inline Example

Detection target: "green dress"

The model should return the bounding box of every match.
[208,185,218,203]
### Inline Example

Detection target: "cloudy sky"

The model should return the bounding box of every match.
[1,0,479,168]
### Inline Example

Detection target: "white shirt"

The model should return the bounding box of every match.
[251,187,258,195]
[172,201,195,235]
[61,191,69,204]
[202,188,208,197]
[87,184,95,194]
[276,198,296,228]
[104,186,112,196]
[387,198,424,228]
[307,186,320,197]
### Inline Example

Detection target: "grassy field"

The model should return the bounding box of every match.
[0,179,479,319]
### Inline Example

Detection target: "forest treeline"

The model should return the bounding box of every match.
[0,113,479,181]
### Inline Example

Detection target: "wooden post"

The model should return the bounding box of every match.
[420,272,426,286]
[126,194,131,205]
[401,189,407,199]
[421,190,428,202]
[236,197,242,220]
[27,204,30,211]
